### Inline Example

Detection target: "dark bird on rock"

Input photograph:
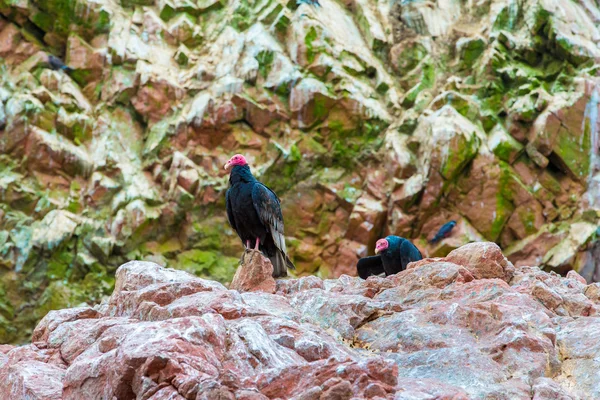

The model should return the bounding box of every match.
[225,154,296,278]
[430,220,457,244]
[47,55,72,73]
[356,236,422,279]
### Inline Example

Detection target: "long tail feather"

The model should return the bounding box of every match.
[270,250,288,278]
[269,249,295,278]
[285,253,295,270]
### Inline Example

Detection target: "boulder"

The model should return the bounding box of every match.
[446,241,516,282]
[3,260,402,399]
[0,360,65,400]
[230,250,276,294]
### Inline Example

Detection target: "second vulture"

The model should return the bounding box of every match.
[357,235,422,279]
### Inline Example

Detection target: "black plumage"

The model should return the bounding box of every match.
[225,160,295,278]
[357,236,422,279]
[48,55,72,73]
[430,220,457,244]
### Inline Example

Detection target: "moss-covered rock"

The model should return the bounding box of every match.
[457,36,486,67]
[415,105,483,181]
[488,124,524,163]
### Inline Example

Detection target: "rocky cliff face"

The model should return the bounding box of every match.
[1,0,600,343]
[1,243,600,399]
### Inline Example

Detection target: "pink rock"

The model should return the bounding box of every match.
[291,287,402,340]
[376,261,474,307]
[4,253,596,399]
[320,380,352,399]
[566,270,587,285]
[114,260,216,292]
[532,377,577,400]
[232,93,289,134]
[446,242,515,282]
[585,283,600,303]
[0,344,15,354]
[327,274,395,298]
[511,266,597,317]
[108,278,227,318]
[359,277,560,398]
[32,306,101,344]
[555,317,600,398]
[395,378,470,399]
[230,250,276,294]
[405,257,444,269]
[276,275,325,295]
[0,360,65,400]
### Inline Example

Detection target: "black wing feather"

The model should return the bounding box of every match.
[251,183,287,254]
[225,189,238,234]
[357,255,385,279]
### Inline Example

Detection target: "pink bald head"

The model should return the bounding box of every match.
[375,238,389,254]
[224,154,248,171]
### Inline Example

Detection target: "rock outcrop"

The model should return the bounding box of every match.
[230,249,276,293]
[1,243,599,399]
[1,0,600,343]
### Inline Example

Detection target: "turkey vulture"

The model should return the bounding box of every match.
[224,154,295,277]
[430,220,457,244]
[356,236,422,279]
[47,55,72,73]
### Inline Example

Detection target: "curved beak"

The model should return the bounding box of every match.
[224,160,232,170]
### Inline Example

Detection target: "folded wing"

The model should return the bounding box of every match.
[399,239,422,271]
[357,255,384,279]
[225,189,238,234]
[251,183,289,257]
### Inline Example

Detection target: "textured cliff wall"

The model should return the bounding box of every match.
[1,0,600,343]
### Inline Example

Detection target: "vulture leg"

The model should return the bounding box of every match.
[246,240,251,248]
[241,248,256,264]
[243,238,260,264]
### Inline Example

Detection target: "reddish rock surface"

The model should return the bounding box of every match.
[230,250,276,294]
[445,241,516,282]
[2,243,600,399]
